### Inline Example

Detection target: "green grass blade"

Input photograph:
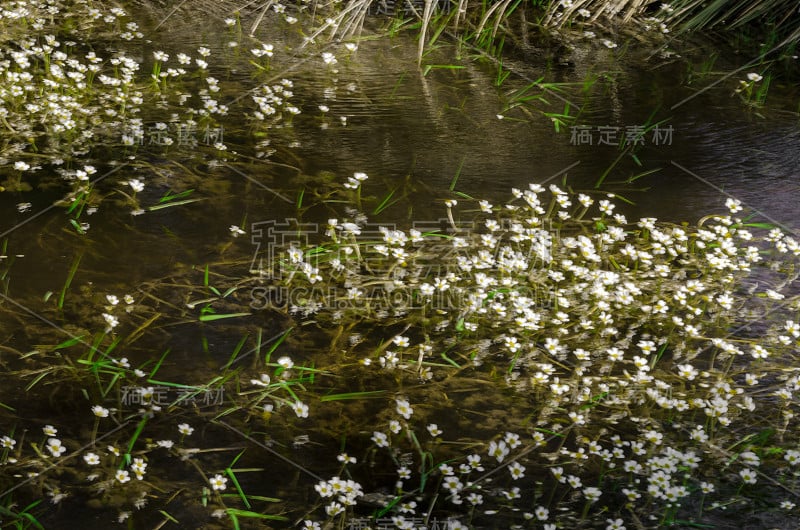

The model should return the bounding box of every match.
[440,353,461,368]
[450,157,465,191]
[53,335,85,350]
[148,349,171,378]
[158,511,179,524]
[225,468,251,509]
[127,416,148,454]
[158,189,195,203]
[320,390,386,401]
[148,198,203,211]
[225,509,288,521]
[224,334,249,370]
[264,327,293,364]
[199,312,251,322]
[58,254,82,309]
[373,188,398,215]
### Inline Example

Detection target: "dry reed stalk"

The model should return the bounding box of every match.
[418,0,436,63]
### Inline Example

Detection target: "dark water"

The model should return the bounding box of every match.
[1,9,799,528]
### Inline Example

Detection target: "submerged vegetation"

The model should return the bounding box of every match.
[0,0,799,529]
[4,172,800,528]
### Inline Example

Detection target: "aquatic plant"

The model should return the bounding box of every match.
[4,163,799,527]
[252,175,800,527]
[1,1,799,528]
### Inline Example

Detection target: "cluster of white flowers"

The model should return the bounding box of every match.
[284,178,800,526]
[252,79,299,121]
[314,476,363,515]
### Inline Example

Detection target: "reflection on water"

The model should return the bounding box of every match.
[2,8,800,528]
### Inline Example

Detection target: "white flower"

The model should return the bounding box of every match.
[396,398,413,419]
[131,457,147,476]
[739,468,757,484]
[251,373,271,387]
[371,431,389,448]
[109,357,129,369]
[746,72,763,82]
[393,336,410,347]
[102,314,119,330]
[508,461,525,479]
[46,437,67,458]
[209,474,227,490]
[277,356,294,369]
[606,518,626,530]
[292,401,309,418]
[83,452,100,465]
[583,486,602,501]
[43,425,58,436]
[504,432,521,448]
[725,197,743,213]
[178,423,194,436]
[229,225,245,237]
[116,470,130,483]
[315,480,333,497]
[442,475,462,493]
[488,440,509,462]
[337,453,356,464]
[92,405,109,418]
[567,475,582,488]
[427,424,442,437]
[677,364,698,380]
[127,179,144,192]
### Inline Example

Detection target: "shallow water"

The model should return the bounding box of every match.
[2,4,800,528]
